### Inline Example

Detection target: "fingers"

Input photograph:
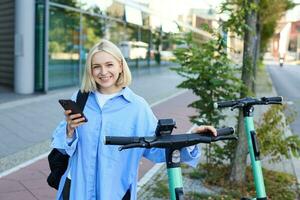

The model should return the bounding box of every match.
[192,125,217,136]
[64,110,86,128]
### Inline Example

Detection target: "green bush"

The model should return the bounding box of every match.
[256,104,300,162]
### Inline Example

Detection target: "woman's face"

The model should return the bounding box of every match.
[91,51,123,94]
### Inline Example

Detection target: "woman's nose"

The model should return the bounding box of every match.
[99,67,107,75]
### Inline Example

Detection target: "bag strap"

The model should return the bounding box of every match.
[76,90,89,111]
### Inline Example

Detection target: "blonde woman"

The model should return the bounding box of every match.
[51,39,216,200]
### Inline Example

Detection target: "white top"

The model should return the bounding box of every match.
[95,90,119,109]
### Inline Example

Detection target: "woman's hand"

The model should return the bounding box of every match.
[191,125,217,137]
[64,110,86,138]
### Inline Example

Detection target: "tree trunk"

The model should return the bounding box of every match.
[252,12,261,93]
[230,0,258,184]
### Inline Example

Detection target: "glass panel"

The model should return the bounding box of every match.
[124,23,140,68]
[80,14,105,80]
[81,1,125,20]
[106,1,125,19]
[106,20,126,44]
[140,28,151,66]
[142,12,150,28]
[35,1,45,91]
[50,0,81,8]
[48,6,80,89]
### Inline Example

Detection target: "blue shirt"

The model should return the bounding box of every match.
[51,87,200,200]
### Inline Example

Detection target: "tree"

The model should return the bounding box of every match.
[221,0,295,184]
[172,30,242,166]
[259,0,295,54]
[229,0,259,184]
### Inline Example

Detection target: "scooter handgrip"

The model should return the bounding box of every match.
[261,96,283,103]
[105,136,140,145]
[217,127,234,136]
[214,100,237,109]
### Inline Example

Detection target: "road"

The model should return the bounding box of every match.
[267,62,300,136]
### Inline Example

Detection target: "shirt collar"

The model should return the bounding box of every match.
[118,87,134,102]
[91,87,134,102]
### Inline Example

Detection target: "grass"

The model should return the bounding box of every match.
[151,162,297,200]
[152,179,169,199]
[256,62,273,94]
[190,163,298,200]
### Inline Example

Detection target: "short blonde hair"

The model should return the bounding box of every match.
[81,39,132,92]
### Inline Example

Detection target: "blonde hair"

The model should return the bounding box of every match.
[80,39,132,92]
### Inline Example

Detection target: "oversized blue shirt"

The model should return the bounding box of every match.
[51,87,200,200]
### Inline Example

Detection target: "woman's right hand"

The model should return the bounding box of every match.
[64,110,86,138]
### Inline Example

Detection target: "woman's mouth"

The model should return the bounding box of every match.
[99,76,111,81]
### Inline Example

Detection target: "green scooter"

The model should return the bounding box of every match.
[215,96,283,200]
[105,119,237,200]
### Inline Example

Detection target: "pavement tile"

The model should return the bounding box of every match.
[30,187,56,200]
[0,190,38,200]
[0,179,25,193]
[5,168,45,181]
[20,178,49,190]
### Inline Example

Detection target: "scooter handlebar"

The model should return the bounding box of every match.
[261,96,283,103]
[215,96,283,109]
[105,127,236,149]
[214,100,237,109]
[105,136,141,145]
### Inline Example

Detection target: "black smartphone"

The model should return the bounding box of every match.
[58,99,88,122]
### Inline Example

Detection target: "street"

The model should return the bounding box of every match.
[267,63,300,136]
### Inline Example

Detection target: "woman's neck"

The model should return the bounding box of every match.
[98,86,122,94]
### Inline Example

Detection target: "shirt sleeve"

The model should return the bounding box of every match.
[51,120,79,157]
[140,101,201,167]
[50,91,79,157]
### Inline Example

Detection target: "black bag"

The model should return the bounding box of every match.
[47,90,89,190]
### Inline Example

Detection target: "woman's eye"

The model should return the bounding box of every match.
[107,64,113,67]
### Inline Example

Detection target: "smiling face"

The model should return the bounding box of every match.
[91,51,123,94]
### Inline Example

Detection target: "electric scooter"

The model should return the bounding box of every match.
[279,57,284,67]
[215,96,283,200]
[105,119,237,200]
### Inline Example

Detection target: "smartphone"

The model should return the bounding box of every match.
[58,99,88,122]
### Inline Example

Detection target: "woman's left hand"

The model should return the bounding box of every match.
[191,125,217,136]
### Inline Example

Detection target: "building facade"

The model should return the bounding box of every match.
[0,0,209,94]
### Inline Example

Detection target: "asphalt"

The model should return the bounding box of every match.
[0,59,299,199]
[266,62,300,136]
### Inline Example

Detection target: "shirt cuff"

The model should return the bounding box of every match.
[66,134,76,146]
[181,145,200,168]
[64,129,78,156]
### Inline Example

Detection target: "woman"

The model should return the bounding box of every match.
[51,39,216,200]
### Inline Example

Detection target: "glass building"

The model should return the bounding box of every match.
[0,0,209,94]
